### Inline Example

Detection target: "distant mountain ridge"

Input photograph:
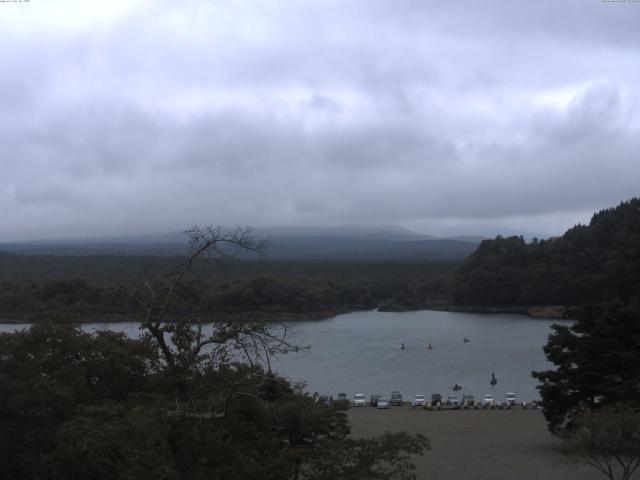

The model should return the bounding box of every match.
[0,225,482,261]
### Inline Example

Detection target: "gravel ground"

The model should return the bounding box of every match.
[348,406,607,480]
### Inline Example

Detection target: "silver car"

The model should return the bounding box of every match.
[352,393,367,407]
[377,398,391,409]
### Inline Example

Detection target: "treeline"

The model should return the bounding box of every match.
[452,198,640,307]
[0,251,452,284]
[0,260,455,321]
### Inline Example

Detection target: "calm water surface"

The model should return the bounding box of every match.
[1,310,569,402]
[270,310,569,402]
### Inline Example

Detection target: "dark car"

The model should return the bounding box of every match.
[390,391,403,406]
[370,394,382,407]
[431,393,442,405]
[462,394,475,407]
[336,392,348,404]
[446,395,461,409]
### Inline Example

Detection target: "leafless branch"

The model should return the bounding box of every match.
[115,225,303,376]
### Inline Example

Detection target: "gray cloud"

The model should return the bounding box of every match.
[0,0,639,241]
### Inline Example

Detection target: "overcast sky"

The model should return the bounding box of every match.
[1,0,639,241]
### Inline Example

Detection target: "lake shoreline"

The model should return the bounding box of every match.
[0,303,572,325]
[0,309,357,325]
[419,304,571,319]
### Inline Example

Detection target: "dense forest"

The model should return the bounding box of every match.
[452,198,640,309]
[0,255,454,322]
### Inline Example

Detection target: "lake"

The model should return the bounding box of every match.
[0,309,568,402]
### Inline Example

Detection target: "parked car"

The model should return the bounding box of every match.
[431,393,443,405]
[353,393,367,407]
[505,392,517,406]
[414,394,426,407]
[370,394,382,407]
[377,398,391,409]
[446,395,460,409]
[461,394,475,406]
[336,392,348,404]
[482,394,495,407]
[390,391,403,406]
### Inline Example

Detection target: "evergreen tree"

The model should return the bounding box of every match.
[533,301,640,433]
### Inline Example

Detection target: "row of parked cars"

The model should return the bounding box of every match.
[333,391,405,408]
[433,392,519,408]
[332,391,520,409]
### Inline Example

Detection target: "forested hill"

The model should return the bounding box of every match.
[452,198,640,308]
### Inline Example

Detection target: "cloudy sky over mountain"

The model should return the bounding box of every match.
[1,0,639,241]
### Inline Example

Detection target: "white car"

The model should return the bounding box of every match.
[505,392,517,406]
[482,394,495,407]
[352,393,367,407]
[414,394,426,407]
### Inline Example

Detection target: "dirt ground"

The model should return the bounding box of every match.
[348,406,608,480]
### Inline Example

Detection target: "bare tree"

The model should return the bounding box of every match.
[119,225,300,374]
[563,407,640,480]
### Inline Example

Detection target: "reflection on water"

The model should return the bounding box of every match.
[0,309,569,402]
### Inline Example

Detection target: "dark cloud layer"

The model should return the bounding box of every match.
[1,0,639,241]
